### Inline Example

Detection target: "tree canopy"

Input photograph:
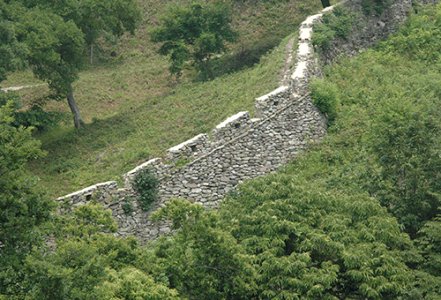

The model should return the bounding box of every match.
[151,2,238,80]
[0,102,55,296]
[0,0,141,128]
[2,2,441,299]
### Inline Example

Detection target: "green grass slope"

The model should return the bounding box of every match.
[2,0,325,198]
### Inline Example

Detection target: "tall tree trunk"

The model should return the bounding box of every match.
[321,0,331,8]
[67,90,82,129]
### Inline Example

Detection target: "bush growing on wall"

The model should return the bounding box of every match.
[312,5,354,50]
[361,0,390,16]
[310,78,340,122]
[134,168,159,211]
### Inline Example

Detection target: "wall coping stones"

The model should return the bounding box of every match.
[299,27,313,41]
[298,43,312,56]
[55,0,420,242]
[291,61,308,80]
[214,111,249,129]
[255,86,289,102]
[301,14,323,27]
[57,180,118,201]
[165,133,211,162]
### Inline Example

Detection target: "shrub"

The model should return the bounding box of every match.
[0,91,62,131]
[311,23,336,50]
[134,168,158,211]
[310,78,340,122]
[122,196,134,214]
[312,5,354,50]
[13,105,62,131]
[361,0,389,16]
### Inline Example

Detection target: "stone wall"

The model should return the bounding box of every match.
[318,0,439,66]
[57,0,421,243]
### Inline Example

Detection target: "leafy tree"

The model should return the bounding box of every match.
[368,97,441,237]
[418,213,441,277]
[21,0,141,64]
[149,198,256,300]
[0,102,55,296]
[95,267,180,300]
[2,0,141,128]
[2,2,86,128]
[0,1,28,82]
[310,78,340,122]
[151,2,238,80]
[220,173,417,299]
[400,213,441,299]
[21,203,171,299]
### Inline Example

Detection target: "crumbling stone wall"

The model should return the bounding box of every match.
[57,0,421,243]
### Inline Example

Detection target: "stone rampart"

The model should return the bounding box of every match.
[57,0,421,243]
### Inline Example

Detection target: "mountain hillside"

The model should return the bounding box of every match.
[1,0,324,198]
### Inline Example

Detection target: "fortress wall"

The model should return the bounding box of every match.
[57,0,420,243]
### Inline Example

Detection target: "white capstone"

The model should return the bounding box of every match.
[291,61,308,79]
[298,43,311,56]
[299,27,313,40]
[214,112,249,129]
[167,134,209,152]
[301,14,322,27]
[256,86,289,102]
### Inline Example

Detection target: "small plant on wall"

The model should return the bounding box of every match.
[134,168,159,211]
[122,196,134,214]
[312,5,354,50]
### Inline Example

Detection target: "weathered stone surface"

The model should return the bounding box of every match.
[56,0,422,243]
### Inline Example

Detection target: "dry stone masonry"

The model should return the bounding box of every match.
[57,0,424,243]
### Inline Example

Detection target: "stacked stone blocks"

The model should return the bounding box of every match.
[56,0,416,242]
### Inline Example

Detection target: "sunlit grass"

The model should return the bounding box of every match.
[13,0,324,198]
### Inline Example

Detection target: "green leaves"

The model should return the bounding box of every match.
[0,15,28,82]
[96,267,180,300]
[0,102,55,295]
[151,198,256,300]
[17,7,84,96]
[220,174,414,299]
[310,79,340,122]
[151,2,238,79]
[134,168,159,211]
[369,97,441,236]
[312,5,354,50]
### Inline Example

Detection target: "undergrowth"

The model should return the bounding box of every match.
[13,0,324,198]
[312,5,354,50]
[299,2,441,237]
[134,169,158,211]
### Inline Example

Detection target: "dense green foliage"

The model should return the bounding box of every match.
[144,4,441,299]
[3,1,441,299]
[0,4,27,82]
[0,103,55,296]
[361,0,389,16]
[8,0,323,198]
[310,79,339,122]
[0,0,141,128]
[312,5,354,50]
[134,168,159,211]
[151,2,237,80]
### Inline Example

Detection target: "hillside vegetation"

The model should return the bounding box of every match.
[3,1,441,299]
[1,0,324,198]
[146,3,441,298]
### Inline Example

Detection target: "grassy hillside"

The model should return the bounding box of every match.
[0,0,325,198]
[4,3,441,298]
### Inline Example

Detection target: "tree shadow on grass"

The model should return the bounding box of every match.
[196,38,281,81]
[35,112,136,173]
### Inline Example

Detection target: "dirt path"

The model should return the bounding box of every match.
[1,83,46,92]
[279,35,296,86]
[1,36,297,94]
